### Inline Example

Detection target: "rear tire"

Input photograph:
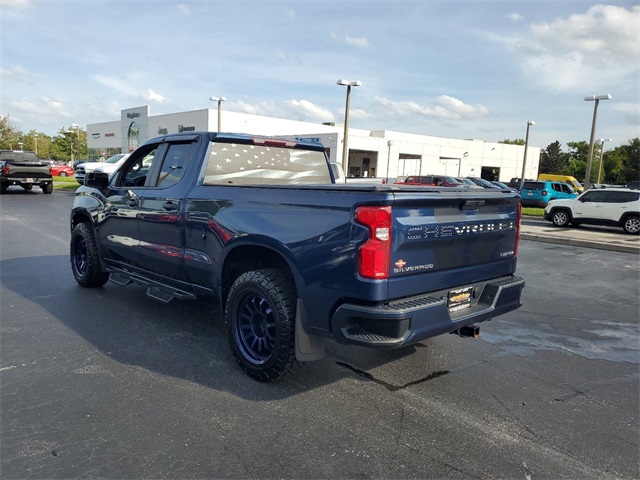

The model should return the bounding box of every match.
[225,269,302,382]
[42,183,53,194]
[622,215,640,235]
[551,209,570,227]
[59,172,67,177]
[1,183,7,194]
[70,223,109,287]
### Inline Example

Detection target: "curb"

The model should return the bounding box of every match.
[520,232,640,255]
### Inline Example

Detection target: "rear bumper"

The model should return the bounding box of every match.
[1,177,52,186]
[330,275,524,347]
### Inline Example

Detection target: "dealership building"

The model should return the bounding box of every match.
[87,105,541,183]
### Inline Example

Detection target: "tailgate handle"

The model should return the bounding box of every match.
[163,201,178,211]
[461,200,486,211]
[126,198,139,207]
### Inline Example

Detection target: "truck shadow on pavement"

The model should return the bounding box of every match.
[1,255,449,399]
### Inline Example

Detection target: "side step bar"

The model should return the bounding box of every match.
[109,271,196,303]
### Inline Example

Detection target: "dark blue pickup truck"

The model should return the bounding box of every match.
[70,132,524,381]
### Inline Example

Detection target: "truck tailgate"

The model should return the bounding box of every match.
[6,162,51,178]
[388,190,520,299]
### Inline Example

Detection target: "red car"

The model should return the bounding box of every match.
[394,175,464,187]
[50,163,75,177]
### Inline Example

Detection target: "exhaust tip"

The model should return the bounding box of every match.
[453,325,480,339]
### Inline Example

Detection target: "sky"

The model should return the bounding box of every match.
[1,0,638,150]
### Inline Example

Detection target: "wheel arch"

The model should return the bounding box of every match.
[219,243,299,312]
[550,206,573,220]
[70,209,94,232]
[619,211,639,225]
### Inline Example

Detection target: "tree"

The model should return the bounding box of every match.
[0,115,21,150]
[539,141,568,174]
[618,138,640,185]
[499,139,525,145]
[564,141,590,181]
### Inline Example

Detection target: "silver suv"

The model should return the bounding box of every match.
[544,187,640,234]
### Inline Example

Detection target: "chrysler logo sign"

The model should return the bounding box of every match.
[92,133,100,139]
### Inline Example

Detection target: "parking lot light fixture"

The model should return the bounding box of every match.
[597,138,612,184]
[518,120,535,189]
[584,94,612,190]
[337,79,362,171]
[209,96,227,132]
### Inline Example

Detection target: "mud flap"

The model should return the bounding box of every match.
[295,299,325,361]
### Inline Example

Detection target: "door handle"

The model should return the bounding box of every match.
[163,201,178,211]
[126,198,139,207]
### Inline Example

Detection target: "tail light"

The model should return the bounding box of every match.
[514,202,522,257]
[2,165,9,175]
[542,190,548,196]
[354,206,392,279]
[252,137,298,147]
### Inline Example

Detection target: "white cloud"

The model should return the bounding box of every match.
[495,5,640,91]
[2,0,33,9]
[92,74,138,97]
[344,35,370,48]
[177,3,191,15]
[372,96,488,120]
[507,12,523,22]
[140,89,166,104]
[331,31,371,48]
[285,99,335,122]
[286,9,296,19]
[434,95,489,117]
[276,50,302,64]
[0,65,35,84]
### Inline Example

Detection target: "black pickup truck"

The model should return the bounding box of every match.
[70,132,525,381]
[0,150,53,194]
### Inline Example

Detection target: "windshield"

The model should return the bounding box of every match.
[571,179,582,187]
[105,154,125,164]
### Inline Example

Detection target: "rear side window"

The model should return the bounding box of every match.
[155,142,192,188]
[605,191,640,203]
[202,142,331,185]
[523,181,545,190]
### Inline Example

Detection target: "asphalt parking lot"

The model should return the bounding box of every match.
[1,190,639,479]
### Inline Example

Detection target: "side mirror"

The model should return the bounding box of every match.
[330,162,346,183]
[85,172,110,188]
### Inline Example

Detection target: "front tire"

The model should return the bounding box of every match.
[23,184,33,191]
[622,215,640,235]
[42,183,53,194]
[70,223,109,287]
[225,269,302,382]
[551,209,570,227]
[59,172,67,177]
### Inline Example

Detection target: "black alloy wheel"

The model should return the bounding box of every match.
[225,269,302,382]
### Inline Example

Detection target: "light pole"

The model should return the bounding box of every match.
[518,120,535,189]
[458,152,468,177]
[209,96,227,132]
[337,79,362,172]
[584,94,612,190]
[34,133,38,155]
[596,138,612,185]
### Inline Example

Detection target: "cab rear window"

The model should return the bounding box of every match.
[202,142,331,185]
[522,181,545,190]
